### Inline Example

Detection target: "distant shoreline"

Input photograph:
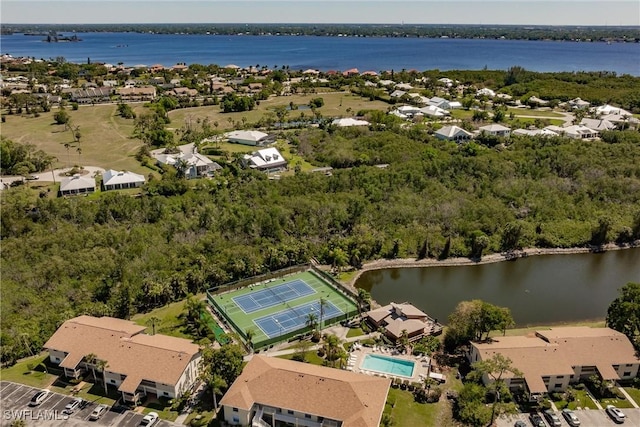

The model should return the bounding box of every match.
[345,242,640,288]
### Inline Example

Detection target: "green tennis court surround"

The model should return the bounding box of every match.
[208,269,358,349]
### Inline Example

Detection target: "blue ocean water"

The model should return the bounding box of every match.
[1,32,639,75]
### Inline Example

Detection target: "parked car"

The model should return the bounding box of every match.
[139,411,159,427]
[561,408,581,426]
[29,389,51,406]
[529,412,546,427]
[515,421,527,427]
[543,409,562,426]
[89,404,108,420]
[26,175,39,180]
[606,405,626,424]
[63,397,84,414]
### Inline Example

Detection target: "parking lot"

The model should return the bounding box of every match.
[1,382,181,427]
[498,407,640,427]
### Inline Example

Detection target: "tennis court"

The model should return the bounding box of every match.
[254,300,342,338]
[233,279,316,313]
[208,270,358,349]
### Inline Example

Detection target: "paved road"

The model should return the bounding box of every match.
[1,382,180,427]
[498,408,640,427]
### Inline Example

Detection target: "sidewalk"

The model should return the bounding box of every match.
[618,387,640,409]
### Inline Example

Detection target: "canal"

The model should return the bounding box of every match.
[355,249,640,326]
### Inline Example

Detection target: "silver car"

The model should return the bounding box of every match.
[561,408,580,426]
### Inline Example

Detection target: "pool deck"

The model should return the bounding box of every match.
[346,344,431,383]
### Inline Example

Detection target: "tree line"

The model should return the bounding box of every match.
[2,125,640,364]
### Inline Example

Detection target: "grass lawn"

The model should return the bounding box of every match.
[184,388,219,427]
[600,396,636,409]
[132,299,193,340]
[623,387,640,406]
[449,110,474,120]
[276,351,326,366]
[1,104,146,173]
[336,270,359,284]
[552,388,598,410]
[384,388,439,427]
[346,328,365,338]
[142,397,180,421]
[0,354,57,389]
[507,107,564,118]
[49,380,119,406]
[489,320,606,338]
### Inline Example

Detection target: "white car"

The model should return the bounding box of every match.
[63,397,84,414]
[29,389,51,406]
[139,411,159,426]
[561,408,580,426]
[89,404,108,420]
[606,405,626,424]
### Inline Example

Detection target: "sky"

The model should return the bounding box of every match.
[2,1,639,26]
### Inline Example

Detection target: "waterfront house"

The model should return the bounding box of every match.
[220,355,390,427]
[365,302,443,343]
[59,175,96,196]
[44,315,200,405]
[434,125,473,142]
[468,327,640,400]
[101,170,145,191]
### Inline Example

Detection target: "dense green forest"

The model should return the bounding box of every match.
[3,23,639,42]
[2,127,640,365]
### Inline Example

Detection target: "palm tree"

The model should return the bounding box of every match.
[356,288,371,316]
[63,142,72,168]
[84,353,98,382]
[245,328,255,351]
[319,298,327,330]
[208,374,227,410]
[76,146,82,165]
[305,312,318,332]
[322,334,342,367]
[399,329,410,353]
[96,360,109,395]
[146,316,160,335]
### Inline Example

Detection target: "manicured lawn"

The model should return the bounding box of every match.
[1,104,145,173]
[142,397,180,421]
[336,270,359,284]
[384,388,439,427]
[132,299,193,340]
[0,354,57,389]
[346,328,365,338]
[489,321,606,338]
[552,388,598,410]
[276,351,326,366]
[49,380,119,406]
[600,396,636,409]
[507,107,564,118]
[623,387,640,406]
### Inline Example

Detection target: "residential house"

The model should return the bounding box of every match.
[579,118,616,132]
[434,125,473,142]
[476,88,496,97]
[512,128,559,137]
[395,83,413,91]
[428,97,461,110]
[332,118,370,127]
[219,355,390,427]
[479,124,511,137]
[169,87,198,98]
[68,87,112,104]
[365,302,443,343]
[118,86,157,102]
[226,130,273,146]
[389,89,407,99]
[156,152,222,179]
[59,175,96,196]
[468,327,640,400]
[419,105,450,118]
[243,147,288,173]
[567,97,590,110]
[594,104,632,117]
[545,124,598,139]
[44,315,200,404]
[101,170,145,191]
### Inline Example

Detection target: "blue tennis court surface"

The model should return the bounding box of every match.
[232,279,316,313]
[254,300,343,338]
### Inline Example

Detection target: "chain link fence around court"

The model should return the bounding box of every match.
[206,265,359,349]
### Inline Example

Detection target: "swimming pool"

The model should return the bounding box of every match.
[360,354,415,378]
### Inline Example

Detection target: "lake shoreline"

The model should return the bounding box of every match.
[345,242,640,289]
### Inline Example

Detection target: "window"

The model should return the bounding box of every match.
[556,375,564,379]
[305,414,311,419]
[55,357,60,362]
[623,371,631,377]
[163,392,169,396]
[554,383,562,389]
[110,379,116,384]
[233,416,239,423]
[287,410,294,415]
[232,407,238,412]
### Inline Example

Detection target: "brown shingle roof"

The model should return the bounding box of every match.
[472,327,640,393]
[44,316,200,392]
[220,356,390,427]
